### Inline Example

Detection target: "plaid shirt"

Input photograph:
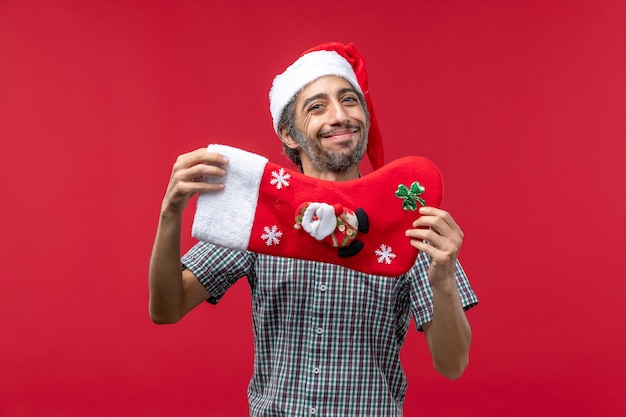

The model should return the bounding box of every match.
[182,241,478,416]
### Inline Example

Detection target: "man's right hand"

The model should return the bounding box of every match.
[149,148,226,324]
[161,148,229,216]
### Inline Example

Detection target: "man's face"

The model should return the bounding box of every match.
[286,76,369,173]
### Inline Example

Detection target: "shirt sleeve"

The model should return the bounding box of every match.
[408,251,478,331]
[181,241,255,304]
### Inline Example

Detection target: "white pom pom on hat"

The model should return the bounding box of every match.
[269,42,385,171]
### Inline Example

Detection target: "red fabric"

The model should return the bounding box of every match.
[302,42,385,171]
[248,155,443,277]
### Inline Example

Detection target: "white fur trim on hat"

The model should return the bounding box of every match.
[269,50,363,136]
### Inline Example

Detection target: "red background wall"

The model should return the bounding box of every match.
[1,1,625,416]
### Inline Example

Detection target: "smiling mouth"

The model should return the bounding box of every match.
[320,126,360,140]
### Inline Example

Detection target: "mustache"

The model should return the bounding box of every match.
[319,122,361,138]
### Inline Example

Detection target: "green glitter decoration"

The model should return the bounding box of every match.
[395,181,426,211]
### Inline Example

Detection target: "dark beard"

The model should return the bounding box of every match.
[291,123,368,173]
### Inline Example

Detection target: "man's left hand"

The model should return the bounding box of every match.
[405,206,464,288]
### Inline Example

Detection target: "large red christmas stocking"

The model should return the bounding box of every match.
[192,144,443,277]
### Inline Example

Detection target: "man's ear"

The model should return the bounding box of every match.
[279,126,299,150]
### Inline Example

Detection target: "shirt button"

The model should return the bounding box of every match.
[310,407,317,415]
[316,327,323,335]
[313,367,320,374]
[319,284,327,292]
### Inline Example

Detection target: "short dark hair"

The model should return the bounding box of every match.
[278,99,302,170]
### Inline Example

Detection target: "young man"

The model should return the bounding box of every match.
[149,42,478,416]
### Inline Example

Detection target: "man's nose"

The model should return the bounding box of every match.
[328,101,350,125]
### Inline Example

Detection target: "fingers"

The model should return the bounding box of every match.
[405,207,464,255]
[173,161,225,187]
[173,148,229,175]
[162,149,230,213]
[172,148,227,180]
[411,207,464,241]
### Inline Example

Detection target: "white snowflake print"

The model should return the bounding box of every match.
[375,244,397,264]
[269,168,291,189]
[261,225,283,246]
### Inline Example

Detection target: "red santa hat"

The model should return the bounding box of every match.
[193,144,442,277]
[269,42,385,171]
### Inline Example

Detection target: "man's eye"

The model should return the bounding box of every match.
[343,96,358,103]
[308,103,324,111]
